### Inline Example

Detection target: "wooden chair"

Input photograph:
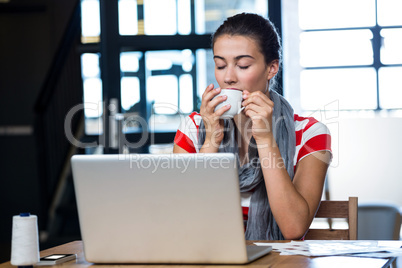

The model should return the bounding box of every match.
[304,197,358,240]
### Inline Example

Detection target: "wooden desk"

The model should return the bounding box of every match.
[0,240,396,268]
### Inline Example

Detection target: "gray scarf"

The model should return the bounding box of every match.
[198,90,296,240]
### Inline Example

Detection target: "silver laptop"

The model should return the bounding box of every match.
[71,153,271,264]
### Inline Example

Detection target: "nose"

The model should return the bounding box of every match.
[223,66,237,85]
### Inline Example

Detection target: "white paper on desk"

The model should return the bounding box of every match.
[254,241,314,256]
[377,241,402,248]
[254,240,402,257]
[347,251,402,258]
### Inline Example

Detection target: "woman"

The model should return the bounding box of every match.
[173,13,332,240]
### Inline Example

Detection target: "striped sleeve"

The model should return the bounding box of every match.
[294,115,332,166]
[173,112,202,153]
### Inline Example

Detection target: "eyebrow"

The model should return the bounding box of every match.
[213,55,255,60]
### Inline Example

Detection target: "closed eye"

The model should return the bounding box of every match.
[238,65,250,70]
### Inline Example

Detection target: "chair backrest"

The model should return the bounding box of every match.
[304,197,358,240]
[358,202,401,240]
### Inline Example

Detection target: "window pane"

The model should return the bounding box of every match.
[81,53,100,78]
[83,78,103,117]
[379,67,402,109]
[118,0,138,35]
[144,0,177,35]
[83,78,103,135]
[120,52,141,72]
[196,49,214,111]
[145,50,194,73]
[300,68,377,110]
[381,28,402,64]
[81,0,101,41]
[120,52,142,116]
[121,77,140,111]
[179,74,193,113]
[196,49,207,109]
[377,0,402,26]
[195,0,268,34]
[299,0,376,30]
[147,75,178,114]
[300,30,373,67]
[81,53,103,135]
[83,0,268,37]
[178,0,191,35]
[145,50,195,115]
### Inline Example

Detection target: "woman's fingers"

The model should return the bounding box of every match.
[207,94,227,110]
[242,91,273,108]
[244,103,271,119]
[202,85,221,101]
[201,85,233,117]
[241,91,274,138]
[214,103,231,117]
[244,104,273,134]
[200,84,230,125]
[205,83,214,93]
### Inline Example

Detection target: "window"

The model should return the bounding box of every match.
[80,53,103,134]
[284,0,402,112]
[79,0,269,152]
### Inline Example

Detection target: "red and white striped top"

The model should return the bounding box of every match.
[174,112,332,218]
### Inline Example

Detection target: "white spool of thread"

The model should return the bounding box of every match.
[10,213,40,266]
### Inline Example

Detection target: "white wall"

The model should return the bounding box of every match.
[327,114,402,206]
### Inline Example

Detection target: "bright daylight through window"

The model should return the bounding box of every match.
[80,0,268,135]
[294,0,402,111]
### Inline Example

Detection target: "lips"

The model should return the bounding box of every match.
[224,88,242,91]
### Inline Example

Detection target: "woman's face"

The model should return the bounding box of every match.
[213,34,275,94]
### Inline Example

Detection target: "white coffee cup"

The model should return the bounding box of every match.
[214,89,245,119]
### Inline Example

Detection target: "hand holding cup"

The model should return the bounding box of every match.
[213,88,245,119]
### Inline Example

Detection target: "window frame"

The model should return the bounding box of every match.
[295,0,402,112]
[79,0,280,153]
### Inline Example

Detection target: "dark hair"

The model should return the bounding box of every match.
[212,13,282,87]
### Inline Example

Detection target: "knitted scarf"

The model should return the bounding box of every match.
[197,90,296,240]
